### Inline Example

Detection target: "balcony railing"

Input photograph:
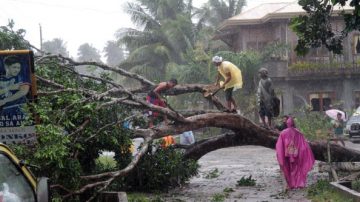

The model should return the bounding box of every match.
[288,55,360,77]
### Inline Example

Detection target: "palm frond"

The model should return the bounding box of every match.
[124,2,161,30]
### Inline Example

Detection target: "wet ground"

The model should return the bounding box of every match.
[156,140,360,202]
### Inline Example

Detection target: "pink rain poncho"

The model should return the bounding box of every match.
[276,117,315,189]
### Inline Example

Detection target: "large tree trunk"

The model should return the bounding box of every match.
[166,113,360,162]
[183,132,360,162]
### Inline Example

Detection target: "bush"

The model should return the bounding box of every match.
[236,175,256,186]
[204,168,221,179]
[352,180,360,192]
[307,179,352,202]
[293,108,332,141]
[112,143,199,192]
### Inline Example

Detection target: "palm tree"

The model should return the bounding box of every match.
[196,0,247,28]
[116,0,196,81]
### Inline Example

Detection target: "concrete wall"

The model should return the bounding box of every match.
[274,78,360,113]
[228,18,360,114]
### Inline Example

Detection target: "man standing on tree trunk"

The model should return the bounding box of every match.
[212,56,243,113]
[257,68,275,129]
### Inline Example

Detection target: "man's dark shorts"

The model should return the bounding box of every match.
[225,87,234,101]
[259,102,273,118]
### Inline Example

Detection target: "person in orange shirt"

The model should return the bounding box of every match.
[161,135,175,148]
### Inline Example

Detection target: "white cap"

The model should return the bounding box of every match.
[212,56,223,63]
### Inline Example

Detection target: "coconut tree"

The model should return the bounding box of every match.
[197,0,246,27]
[117,0,196,82]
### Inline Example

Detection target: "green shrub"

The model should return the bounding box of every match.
[307,179,352,202]
[352,180,360,192]
[95,155,117,172]
[236,175,256,186]
[204,168,221,179]
[211,193,226,202]
[307,179,331,197]
[223,187,234,197]
[113,144,199,191]
[294,108,332,141]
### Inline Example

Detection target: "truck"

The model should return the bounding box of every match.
[0,143,49,202]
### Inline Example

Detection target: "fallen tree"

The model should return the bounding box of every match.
[29,52,360,202]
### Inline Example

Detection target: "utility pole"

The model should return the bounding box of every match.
[39,24,43,51]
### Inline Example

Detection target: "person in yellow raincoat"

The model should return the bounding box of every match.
[212,56,243,113]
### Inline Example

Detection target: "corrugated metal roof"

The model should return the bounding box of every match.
[219,1,353,30]
[228,2,292,21]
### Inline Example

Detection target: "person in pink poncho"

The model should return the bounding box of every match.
[276,117,315,190]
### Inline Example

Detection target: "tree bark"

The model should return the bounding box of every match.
[171,114,360,162]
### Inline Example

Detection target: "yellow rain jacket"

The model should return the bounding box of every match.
[218,61,243,90]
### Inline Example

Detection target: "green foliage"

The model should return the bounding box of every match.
[0,20,30,50]
[10,54,134,195]
[128,193,151,202]
[210,193,226,202]
[236,175,256,186]
[0,20,200,199]
[215,50,262,94]
[127,193,165,202]
[289,0,360,55]
[95,155,117,172]
[204,168,221,179]
[289,61,358,71]
[42,38,68,56]
[223,187,234,193]
[222,187,234,197]
[118,0,198,81]
[196,0,247,28]
[307,179,331,197]
[352,180,360,192]
[307,179,352,202]
[294,108,332,141]
[104,40,125,66]
[261,42,289,60]
[114,145,199,191]
[119,0,248,82]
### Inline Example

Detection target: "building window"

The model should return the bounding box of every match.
[309,92,333,111]
[353,34,360,54]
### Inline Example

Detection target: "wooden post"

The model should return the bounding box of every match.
[327,138,339,181]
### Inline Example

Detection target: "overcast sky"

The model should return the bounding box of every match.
[0,0,295,58]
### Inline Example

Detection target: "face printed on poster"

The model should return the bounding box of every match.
[0,51,37,144]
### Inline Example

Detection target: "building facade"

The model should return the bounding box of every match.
[216,2,360,114]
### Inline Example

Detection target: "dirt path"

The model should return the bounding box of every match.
[163,146,327,202]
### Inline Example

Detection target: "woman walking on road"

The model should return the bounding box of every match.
[276,117,315,190]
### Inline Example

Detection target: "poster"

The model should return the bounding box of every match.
[0,50,37,144]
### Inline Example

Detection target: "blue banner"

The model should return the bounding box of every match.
[0,50,37,144]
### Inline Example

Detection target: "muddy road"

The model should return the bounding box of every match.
[163,145,327,202]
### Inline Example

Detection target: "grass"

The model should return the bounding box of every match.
[204,168,221,179]
[210,193,226,202]
[95,155,117,171]
[128,193,166,202]
[307,179,353,202]
[236,175,256,186]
